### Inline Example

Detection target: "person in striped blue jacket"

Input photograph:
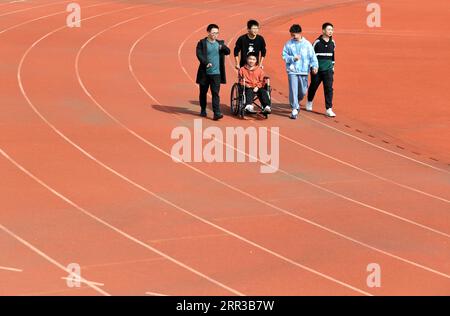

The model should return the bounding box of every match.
[306,22,337,117]
[282,24,318,119]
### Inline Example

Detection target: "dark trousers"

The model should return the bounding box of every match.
[244,87,270,107]
[307,69,334,109]
[199,74,221,115]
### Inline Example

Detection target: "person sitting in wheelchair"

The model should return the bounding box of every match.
[238,52,271,114]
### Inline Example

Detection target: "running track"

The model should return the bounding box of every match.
[0,0,449,296]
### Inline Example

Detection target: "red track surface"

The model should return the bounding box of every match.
[0,0,449,296]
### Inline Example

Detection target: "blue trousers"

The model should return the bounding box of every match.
[288,74,309,110]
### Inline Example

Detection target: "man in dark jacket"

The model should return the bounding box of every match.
[306,22,337,117]
[196,24,231,120]
[234,20,267,69]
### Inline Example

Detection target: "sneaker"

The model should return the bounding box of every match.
[306,101,313,111]
[245,104,256,113]
[326,108,336,117]
[213,113,224,121]
[263,106,271,114]
[290,108,299,119]
[200,110,207,117]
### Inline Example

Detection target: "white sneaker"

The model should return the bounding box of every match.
[306,101,313,111]
[326,108,336,117]
[263,106,271,113]
[245,104,256,113]
[290,108,299,119]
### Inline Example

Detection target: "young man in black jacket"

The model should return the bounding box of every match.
[234,20,267,69]
[306,22,337,117]
[196,24,231,120]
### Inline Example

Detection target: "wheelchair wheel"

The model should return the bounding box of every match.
[230,83,240,116]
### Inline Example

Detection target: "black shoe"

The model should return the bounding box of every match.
[200,111,207,117]
[213,113,223,121]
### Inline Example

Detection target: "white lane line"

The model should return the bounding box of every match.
[12,1,244,297]
[126,3,450,280]
[177,17,450,238]
[0,266,23,272]
[0,224,109,296]
[72,1,369,295]
[0,0,69,17]
[0,1,112,35]
[0,147,243,296]
[223,14,450,203]
[303,114,450,174]
[145,291,168,296]
[74,0,445,293]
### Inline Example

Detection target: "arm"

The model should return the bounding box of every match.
[239,68,245,86]
[234,37,242,69]
[220,42,231,56]
[233,36,241,57]
[196,40,208,66]
[257,69,265,88]
[282,43,294,63]
[332,40,336,70]
[240,69,252,88]
[260,36,267,67]
[259,56,265,69]
[310,43,319,72]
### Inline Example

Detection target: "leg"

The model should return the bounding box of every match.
[298,75,309,103]
[244,88,256,113]
[257,88,271,107]
[288,74,299,110]
[323,69,334,109]
[209,75,221,116]
[199,80,210,114]
[307,71,322,102]
[244,87,255,106]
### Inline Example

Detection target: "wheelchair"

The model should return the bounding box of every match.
[230,76,272,119]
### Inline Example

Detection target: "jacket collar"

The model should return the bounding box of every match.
[319,35,332,43]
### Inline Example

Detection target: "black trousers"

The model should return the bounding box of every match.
[199,74,221,115]
[307,69,334,109]
[244,87,270,107]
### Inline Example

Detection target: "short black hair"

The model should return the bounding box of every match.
[246,52,258,59]
[247,20,259,29]
[289,24,302,33]
[322,22,334,30]
[207,24,219,32]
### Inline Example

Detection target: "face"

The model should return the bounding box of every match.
[323,25,334,37]
[248,25,259,36]
[247,55,257,67]
[290,32,302,41]
[208,28,219,40]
